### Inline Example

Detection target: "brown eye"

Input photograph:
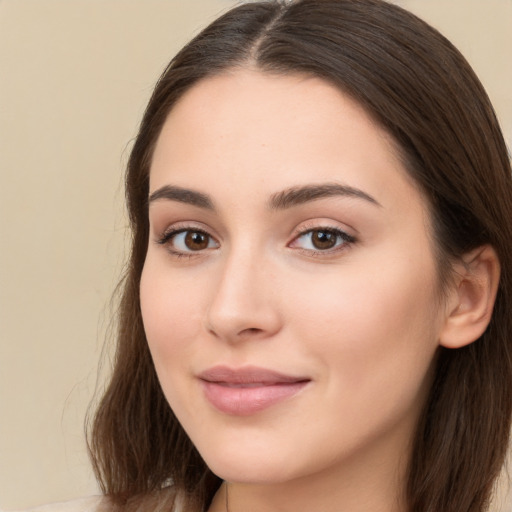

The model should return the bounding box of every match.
[184,231,211,251]
[158,228,218,253]
[290,227,355,253]
[310,230,338,250]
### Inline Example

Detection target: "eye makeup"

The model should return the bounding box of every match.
[154,220,357,261]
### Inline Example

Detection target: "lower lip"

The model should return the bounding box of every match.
[200,380,309,416]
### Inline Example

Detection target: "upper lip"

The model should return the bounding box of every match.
[198,365,310,385]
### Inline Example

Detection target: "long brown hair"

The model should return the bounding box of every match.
[88,1,512,511]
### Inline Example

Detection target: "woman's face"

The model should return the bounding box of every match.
[140,70,447,487]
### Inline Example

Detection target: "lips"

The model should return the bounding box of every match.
[198,365,310,416]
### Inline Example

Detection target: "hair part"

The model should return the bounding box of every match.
[88,1,512,511]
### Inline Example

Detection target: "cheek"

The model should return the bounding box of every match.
[140,261,205,370]
[286,254,441,395]
[139,259,213,425]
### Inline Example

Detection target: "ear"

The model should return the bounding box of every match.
[439,245,500,349]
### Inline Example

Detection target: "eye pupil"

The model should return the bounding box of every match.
[185,231,209,250]
[312,230,337,250]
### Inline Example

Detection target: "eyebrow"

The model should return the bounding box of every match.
[148,185,214,209]
[148,182,381,210]
[269,183,381,209]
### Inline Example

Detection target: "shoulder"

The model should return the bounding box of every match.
[13,496,105,512]
[11,488,188,512]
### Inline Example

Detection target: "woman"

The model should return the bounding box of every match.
[88,0,512,511]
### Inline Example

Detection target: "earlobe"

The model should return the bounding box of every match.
[439,245,500,349]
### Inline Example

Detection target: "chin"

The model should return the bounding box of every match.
[197,442,301,484]
[207,460,296,485]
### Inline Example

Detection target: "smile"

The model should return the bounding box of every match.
[198,365,311,416]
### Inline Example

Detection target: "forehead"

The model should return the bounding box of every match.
[149,69,423,217]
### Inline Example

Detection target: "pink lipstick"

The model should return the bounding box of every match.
[198,365,310,416]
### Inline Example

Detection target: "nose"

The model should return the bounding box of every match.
[205,247,282,343]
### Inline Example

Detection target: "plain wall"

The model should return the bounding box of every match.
[0,0,511,509]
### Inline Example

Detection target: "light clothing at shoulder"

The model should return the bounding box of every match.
[10,496,105,512]
[11,490,185,512]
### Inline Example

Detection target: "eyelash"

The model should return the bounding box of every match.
[290,226,356,256]
[156,227,217,258]
[156,225,356,259]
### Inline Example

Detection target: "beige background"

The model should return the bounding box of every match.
[0,0,511,510]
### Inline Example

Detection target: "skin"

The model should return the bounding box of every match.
[140,69,456,512]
